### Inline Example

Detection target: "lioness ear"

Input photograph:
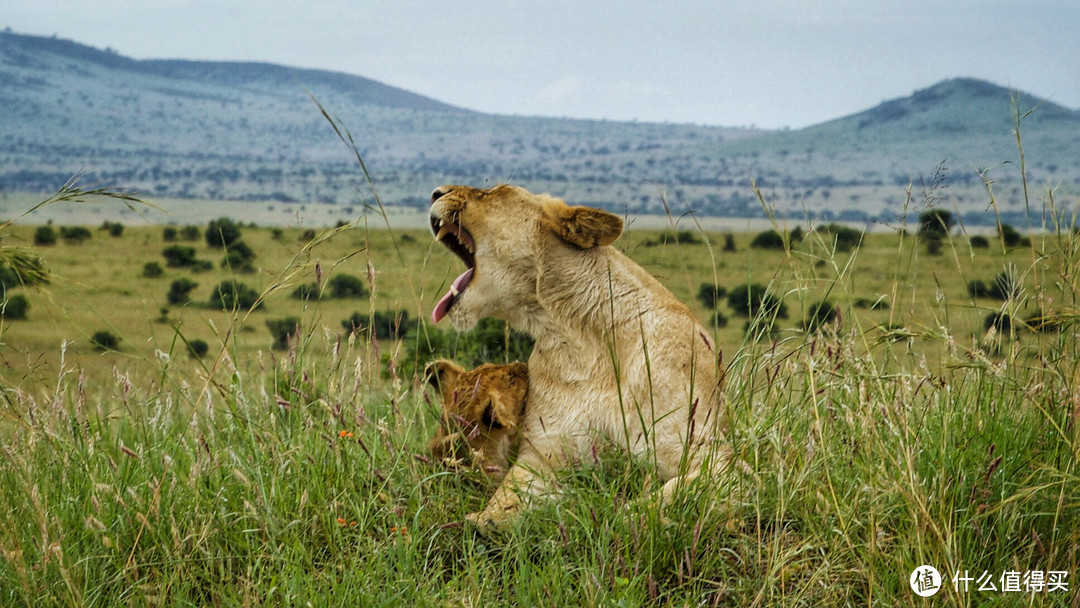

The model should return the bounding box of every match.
[424,359,464,400]
[545,204,623,249]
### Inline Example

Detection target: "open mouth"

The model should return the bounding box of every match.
[431,214,476,323]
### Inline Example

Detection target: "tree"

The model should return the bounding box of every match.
[328,274,367,299]
[162,245,198,268]
[1,294,29,320]
[91,330,120,351]
[727,283,787,319]
[206,217,241,248]
[34,226,57,246]
[917,209,955,240]
[167,278,199,304]
[696,283,726,309]
[210,280,261,310]
[266,317,302,350]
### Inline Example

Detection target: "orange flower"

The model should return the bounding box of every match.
[338,430,354,438]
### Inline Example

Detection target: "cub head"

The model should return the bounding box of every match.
[429,184,623,330]
[424,359,529,479]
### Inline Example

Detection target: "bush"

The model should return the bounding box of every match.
[188,339,209,359]
[1,294,29,320]
[167,279,199,305]
[992,267,1020,300]
[644,230,702,247]
[917,209,955,240]
[804,300,839,333]
[222,244,255,273]
[101,221,123,237]
[206,217,241,248]
[60,226,92,243]
[967,279,991,299]
[343,310,415,341]
[401,318,534,373]
[34,226,57,246]
[180,225,201,241]
[727,283,787,319]
[969,235,990,249]
[142,262,164,278]
[266,317,302,350]
[925,238,944,256]
[999,224,1022,248]
[210,280,262,311]
[984,312,1014,333]
[749,229,786,250]
[709,311,729,328]
[91,330,120,351]
[291,283,319,300]
[0,264,19,289]
[328,274,368,299]
[162,227,178,242]
[696,283,727,309]
[162,245,198,268]
[722,233,737,252]
[817,224,864,252]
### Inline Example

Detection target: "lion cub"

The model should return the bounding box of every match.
[424,359,528,480]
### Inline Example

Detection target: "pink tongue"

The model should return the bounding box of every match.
[432,268,474,324]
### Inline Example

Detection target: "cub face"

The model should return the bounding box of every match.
[424,359,528,479]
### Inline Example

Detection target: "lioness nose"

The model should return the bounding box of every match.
[431,186,452,204]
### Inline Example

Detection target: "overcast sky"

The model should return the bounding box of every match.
[7,1,1079,129]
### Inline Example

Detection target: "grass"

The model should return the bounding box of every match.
[2,114,1080,604]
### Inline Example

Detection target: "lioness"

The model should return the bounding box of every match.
[425,359,528,480]
[430,184,732,528]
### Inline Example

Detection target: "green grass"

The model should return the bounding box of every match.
[2,171,1080,605]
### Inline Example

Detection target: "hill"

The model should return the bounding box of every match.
[1,31,1077,223]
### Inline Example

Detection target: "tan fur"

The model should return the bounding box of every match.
[430,184,732,529]
[425,359,528,480]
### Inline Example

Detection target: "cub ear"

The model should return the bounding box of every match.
[424,359,465,400]
[545,204,623,249]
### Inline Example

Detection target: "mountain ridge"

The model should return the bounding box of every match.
[1,30,1076,222]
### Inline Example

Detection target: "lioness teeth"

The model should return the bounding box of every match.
[436,224,452,242]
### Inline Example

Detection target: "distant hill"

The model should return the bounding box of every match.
[2,31,1077,223]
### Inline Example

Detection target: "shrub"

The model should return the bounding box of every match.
[749,229,786,250]
[221,241,256,273]
[167,279,199,305]
[328,274,368,299]
[143,262,164,278]
[343,310,414,341]
[210,280,262,311]
[162,226,178,242]
[291,283,319,300]
[925,238,944,256]
[644,230,702,247]
[999,224,1022,248]
[266,317,302,350]
[917,209,955,240]
[162,245,198,268]
[722,233,736,252]
[188,339,209,359]
[969,235,990,249]
[984,312,1014,333]
[180,225,201,241]
[402,318,533,372]
[91,330,120,351]
[992,267,1019,300]
[206,217,241,248]
[60,226,92,243]
[804,300,839,333]
[1,294,29,320]
[710,311,729,328]
[727,283,787,319]
[0,264,19,289]
[34,226,57,246]
[101,221,123,237]
[967,279,991,299]
[817,224,864,252]
[696,283,726,309]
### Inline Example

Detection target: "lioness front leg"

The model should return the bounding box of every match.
[466,451,554,532]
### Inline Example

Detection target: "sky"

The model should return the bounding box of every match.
[7,0,1079,129]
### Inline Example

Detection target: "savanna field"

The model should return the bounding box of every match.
[1,182,1079,606]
